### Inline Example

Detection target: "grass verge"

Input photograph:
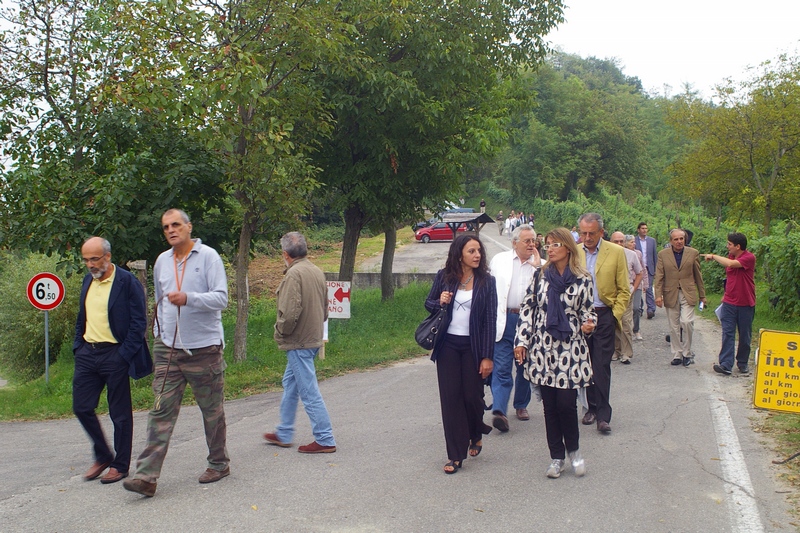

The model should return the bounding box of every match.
[0,283,432,421]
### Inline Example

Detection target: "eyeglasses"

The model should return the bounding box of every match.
[542,242,564,251]
[82,255,106,264]
[518,238,536,245]
[580,231,599,237]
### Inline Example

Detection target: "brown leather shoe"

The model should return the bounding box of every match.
[83,461,111,481]
[122,478,157,497]
[298,441,337,454]
[597,421,611,434]
[199,466,230,483]
[516,408,530,421]
[263,432,292,448]
[100,467,128,484]
[581,411,596,425]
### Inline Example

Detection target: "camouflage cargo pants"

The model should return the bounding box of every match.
[132,339,229,483]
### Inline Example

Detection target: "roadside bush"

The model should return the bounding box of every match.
[688,229,727,293]
[0,251,82,382]
[751,233,800,319]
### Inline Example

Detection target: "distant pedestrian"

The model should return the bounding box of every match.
[73,237,152,484]
[515,228,595,478]
[124,209,230,498]
[264,232,336,453]
[625,235,647,341]
[424,234,496,474]
[704,233,756,375]
[635,222,657,319]
[496,211,505,235]
[480,199,486,213]
[611,232,642,364]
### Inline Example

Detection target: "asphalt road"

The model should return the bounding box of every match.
[0,234,795,532]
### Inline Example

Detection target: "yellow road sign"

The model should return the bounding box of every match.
[754,329,800,412]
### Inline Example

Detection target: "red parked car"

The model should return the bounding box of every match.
[415,222,468,243]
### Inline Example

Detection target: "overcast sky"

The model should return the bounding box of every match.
[546,0,800,98]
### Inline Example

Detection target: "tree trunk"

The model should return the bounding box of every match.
[763,195,772,236]
[339,204,367,280]
[233,214,254,362]
[381,221,397,301]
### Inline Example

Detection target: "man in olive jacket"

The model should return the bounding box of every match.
[264,232,336,454]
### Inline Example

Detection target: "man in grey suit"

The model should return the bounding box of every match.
[635,222,657,319]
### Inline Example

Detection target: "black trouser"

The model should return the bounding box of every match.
[586,307,615,424]
[436,335,485,462]
[540,385,579,460]
[73,342,132,472]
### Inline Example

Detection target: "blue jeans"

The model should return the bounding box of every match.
[717,303,755,371]
[491,313,531,416]
[276,348,335,447]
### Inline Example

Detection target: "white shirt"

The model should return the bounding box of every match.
[447,289,472,336]
[507,254,535,310]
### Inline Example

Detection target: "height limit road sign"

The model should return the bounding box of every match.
[27,273,66,311]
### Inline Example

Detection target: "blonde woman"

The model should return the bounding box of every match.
[514,228,596,478]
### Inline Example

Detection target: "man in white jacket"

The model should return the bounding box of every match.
[489,226,542,432]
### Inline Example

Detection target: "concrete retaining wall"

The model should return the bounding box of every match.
[325,272,436,289]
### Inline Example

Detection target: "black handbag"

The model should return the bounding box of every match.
[415,305,447,350]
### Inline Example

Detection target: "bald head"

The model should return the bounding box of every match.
[610,231,625,246]
[81,237,113,280]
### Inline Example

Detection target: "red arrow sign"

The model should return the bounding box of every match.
[334,287,351,302]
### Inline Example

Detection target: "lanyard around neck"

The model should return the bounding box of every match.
[173,251,190,292]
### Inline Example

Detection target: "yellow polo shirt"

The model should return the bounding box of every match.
[83,266,118,344]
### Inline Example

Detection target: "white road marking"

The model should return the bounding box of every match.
[705,375,764,533]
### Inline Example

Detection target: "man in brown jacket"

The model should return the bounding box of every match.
[263,232,336,453]
[654,229,707,367]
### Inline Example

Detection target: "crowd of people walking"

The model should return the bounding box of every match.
[423,209,755,478]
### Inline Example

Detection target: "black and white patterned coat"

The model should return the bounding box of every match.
[514,268,596,389]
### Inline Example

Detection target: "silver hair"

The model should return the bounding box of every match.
[99,238,111,254]
[281,232,308,259]
[624,234,635,244]
[669,228,686,238]
[164,208,191,224]
[511,225,535,242]
[578,212,604,229]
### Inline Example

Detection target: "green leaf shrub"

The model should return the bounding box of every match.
[0,252,82,382]
[751,234,800,319]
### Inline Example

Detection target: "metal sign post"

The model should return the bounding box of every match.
[26,273,66,384]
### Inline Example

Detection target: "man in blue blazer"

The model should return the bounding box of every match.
[73,237,152,484]
[635,222,657,319]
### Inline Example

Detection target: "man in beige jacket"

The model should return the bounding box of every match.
[263,232,336,453]
[654,229,707,367]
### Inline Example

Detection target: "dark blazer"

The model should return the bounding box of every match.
[425,269,497,369]
[635,235,657,276]
[74,265,153,379]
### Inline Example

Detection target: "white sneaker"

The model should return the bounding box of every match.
[546,459,566,478]
[634,333,643,341]
[568,450,585,477]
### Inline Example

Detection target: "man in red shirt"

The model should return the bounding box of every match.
[703,232,756,375]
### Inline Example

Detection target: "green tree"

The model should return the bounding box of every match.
[494,53,651,203]
[313,0,564,298]
[113,0,354,360]
[0,1,228,267]
[668,54,800,234]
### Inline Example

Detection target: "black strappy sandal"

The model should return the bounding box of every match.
[443,460,462,474]
[469,441,482,457]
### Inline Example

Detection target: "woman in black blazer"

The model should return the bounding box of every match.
[425,234,497,474]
